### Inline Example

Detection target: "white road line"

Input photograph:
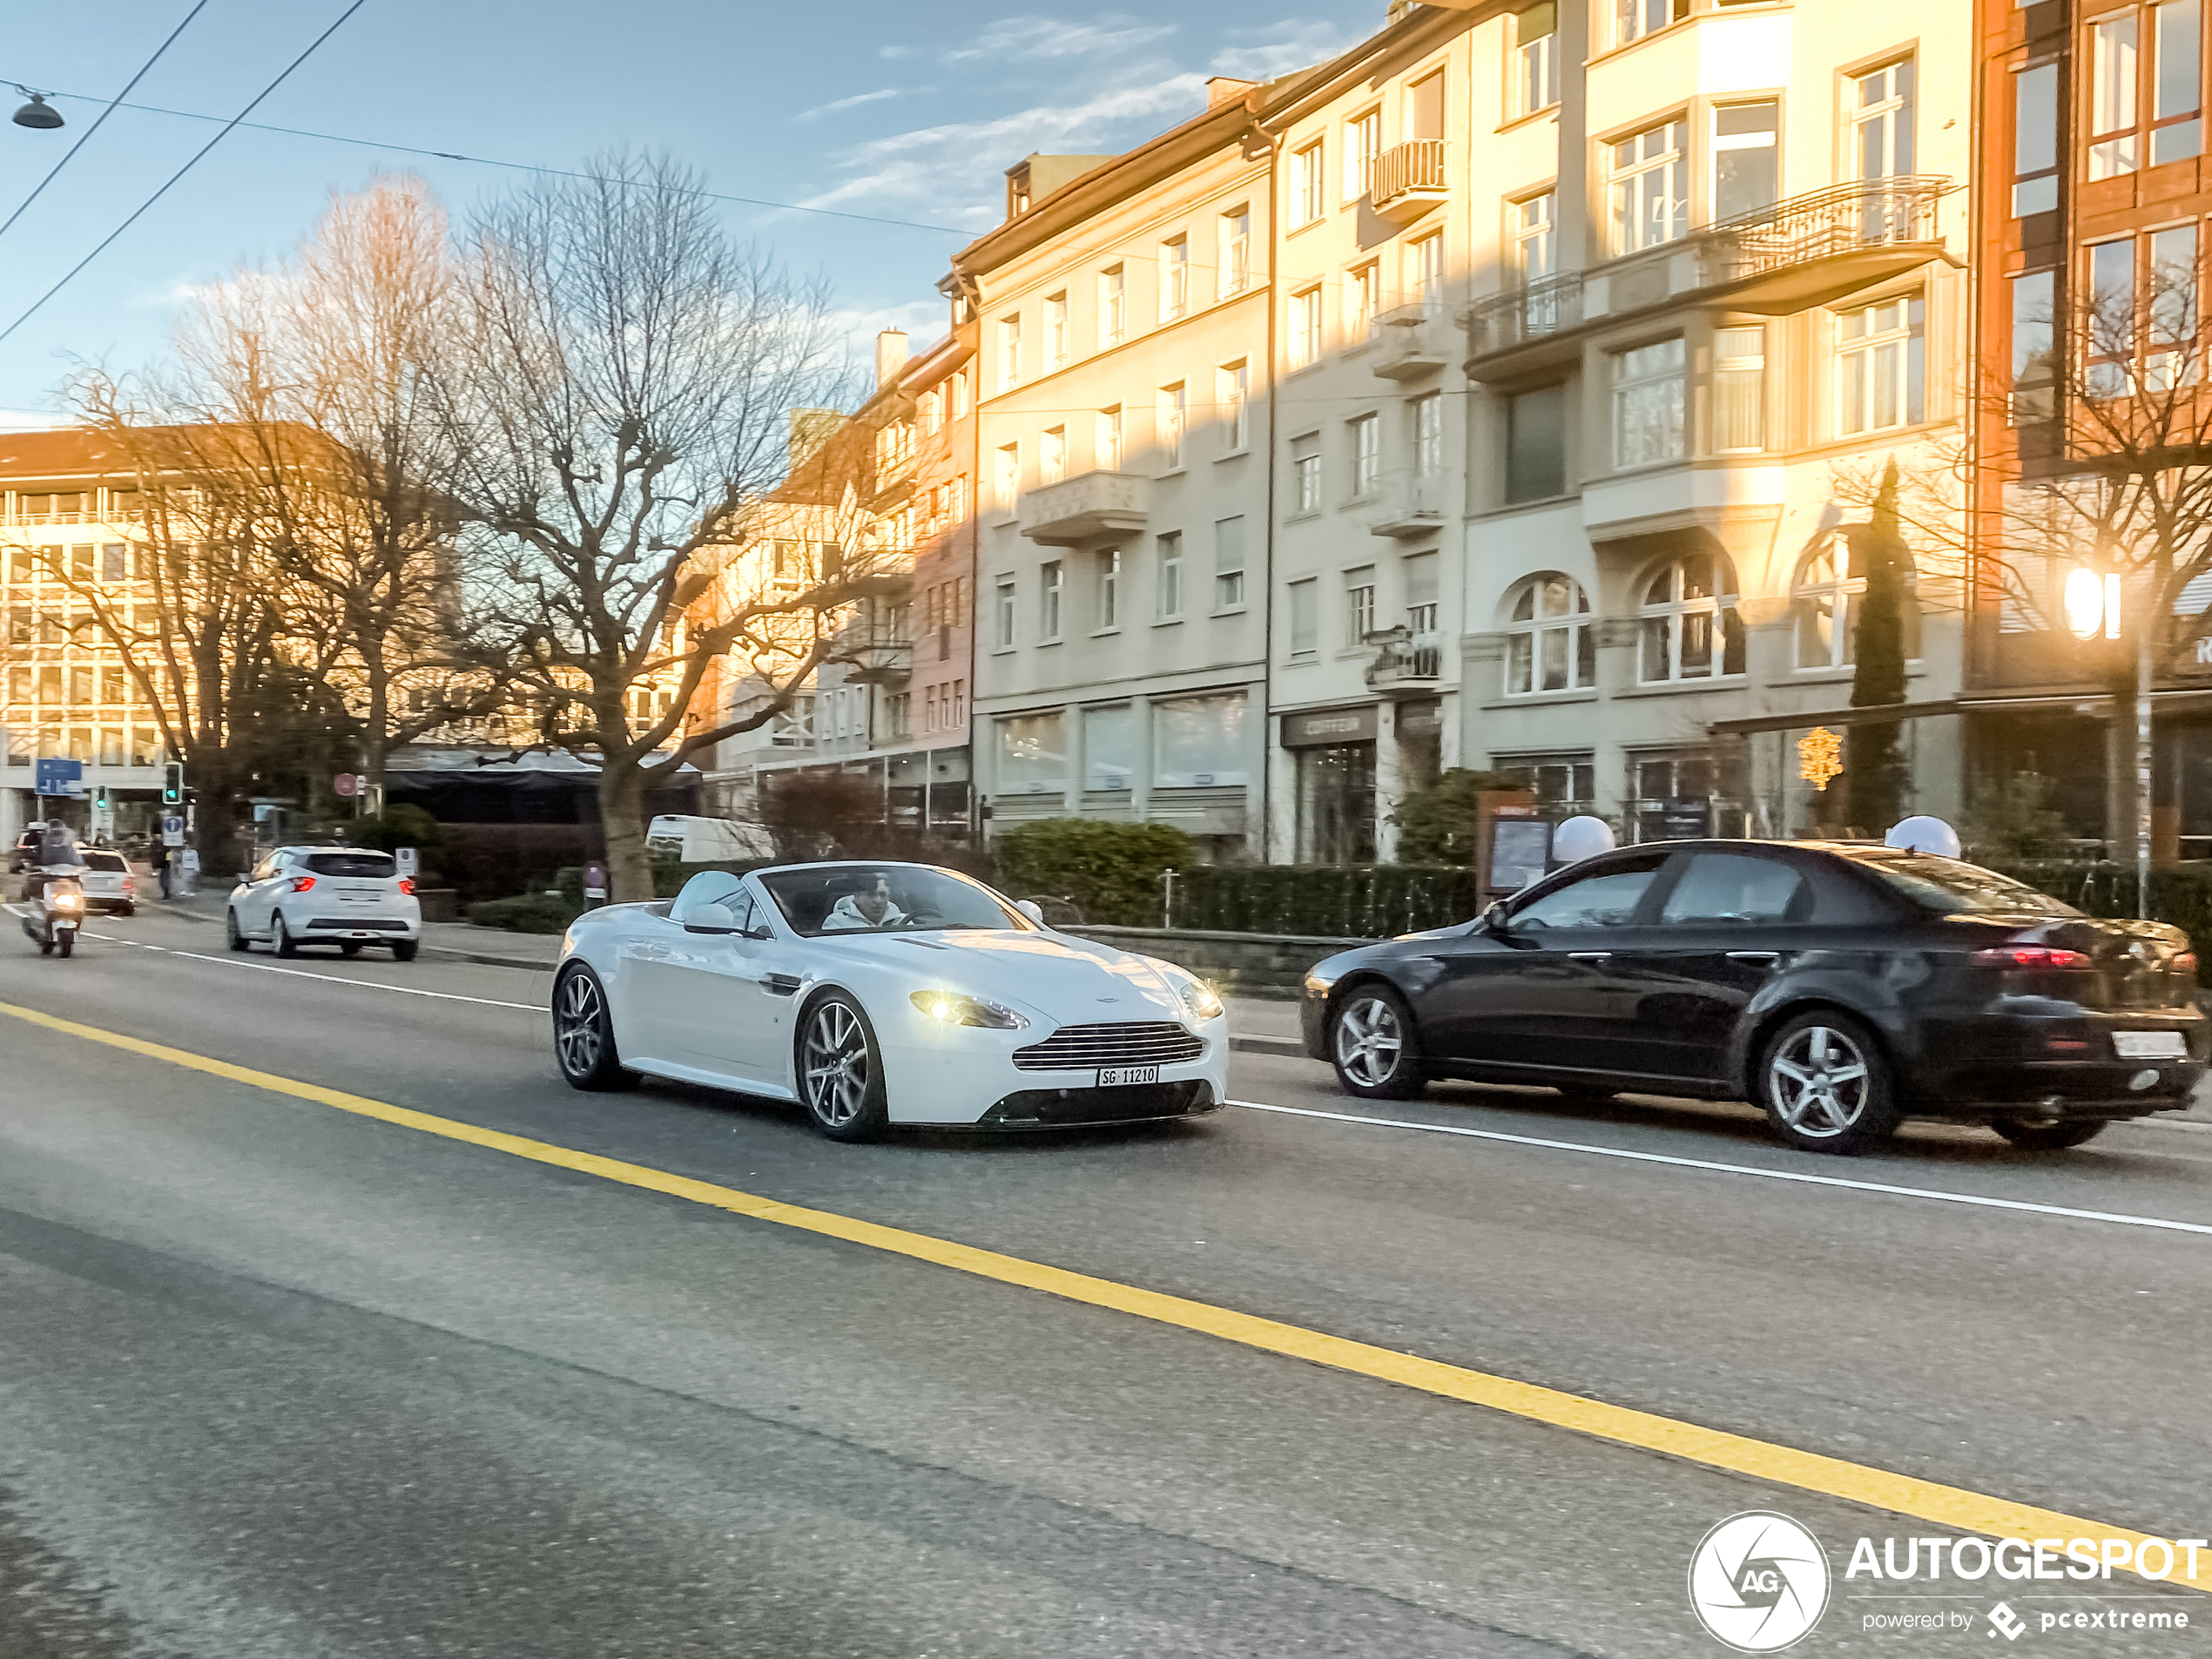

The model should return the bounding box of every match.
[1228,1097,2212,1238]
[2,908,547,1012]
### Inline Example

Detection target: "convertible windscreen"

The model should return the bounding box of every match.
[1850,854,2077,917]
[759,867,1033,937]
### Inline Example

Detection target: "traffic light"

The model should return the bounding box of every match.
[161,761,185,805]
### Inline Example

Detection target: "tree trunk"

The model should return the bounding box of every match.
[1844,460,1911,834]
[600,763,653,904]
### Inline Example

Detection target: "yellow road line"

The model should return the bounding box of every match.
[3,995,2203,1591]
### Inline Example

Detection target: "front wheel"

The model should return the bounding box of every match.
[1758,1011,1900,1156]
[272,912,299,958]
[1992,1117,2108,1151]
[226,909,249,952]
[57,932,72,959]
[551,965,634,1091]
[799,993,888,1142]
[1328,985,1426,1101]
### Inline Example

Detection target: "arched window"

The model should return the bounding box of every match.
[1638,554,1743,682]
[1504,573,1595,694]
[1791,542,1920,670]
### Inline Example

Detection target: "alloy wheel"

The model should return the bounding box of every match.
[1765,1023,1871,1139]
[1333,995,1404,1089]
[554,971,604,1079]
[802,1000,871,1129]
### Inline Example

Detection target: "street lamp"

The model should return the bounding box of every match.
[2063,568,2123,640]
[10,89,64,130]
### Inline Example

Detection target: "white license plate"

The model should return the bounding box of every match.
[2114,1031,2188,1060]
[1096,1065,1160,1087]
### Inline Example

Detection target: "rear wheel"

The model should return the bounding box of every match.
[113,905,132,918]
[38,938,53,956]
[552,965,633,1091]
[271,912,299,958]
[799,993,888,1142]
[391,939,418,962]
[1328,985,1426,1101]
[1759,1011,1899,1156]
[1992,1117,2109,1150]
[226,909,249,952]
[339,942,363,958]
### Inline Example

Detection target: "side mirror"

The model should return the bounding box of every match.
[1016,899,1045,924]
[1480,900,1511,934]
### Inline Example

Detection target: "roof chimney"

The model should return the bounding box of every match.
[874,328,910,389]
[1207,77,1258,109]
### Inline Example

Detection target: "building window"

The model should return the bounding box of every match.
[1349,412,1381,496]
[1412,393,1443,475]
[1506,384,1567,502]
[1852,59,1916,180]
[1346,109,1382,200]
[1288,577,1318,656]
[997,711,1066,793]
[994,443,1019,513]
[1160,235,1190,320]
[1639,555,1744,682]
[1837,295,1925,433]
[995,577,1016,648]
[1610,118,1688,253]
[2093,11,2142,178]
[1515,3,1560,116]
[1711,101,1779,224]
[1505,574,1595,694]
[1291,431,1322,513]
[1290,286,1322,368]
[1347,261,1380,343]
[2081,4,2201,176]
[2011,267,2058,422]
[1295,141,1325,225]
[2155,0,2204,164]
[1156,531,1183,617]
[1219,207,1251,297]
[2148,222,2199,388]
[1041,426,1067,486]
[1097,405,1123,470]
[1513,192,1555,286]
[999,314,1021,388]
[1408,232,1443,312]
[1793,544,1857,670]
[1040,561,1062,641]
[1611,337,1686,468]
[1613,0,1687,49]
[1217,361,1249,453]
[1044,293,1068,369]
[1155,692,1250,788]
[1159,382,1187,467]
[1097,549,1121,630]
[1214,516,1246,610]
[1345,564,1377,646]
[2088,235,2138,395]
[2013,62,2060,215]
[1086,705,1135,792]
[1713,326,1765,452]
[1100,266,1126,346]
[1408,69,1445,141]
[951,369,972,419]
[1404,550,1440,637]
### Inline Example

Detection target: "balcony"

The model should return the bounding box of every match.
[1465,176,1952,381]
[1017,469,1150,547]
[1369,302,1449,381]
[1371,140,1447,223]
[1366,475,1448,539]
[1364,626,1444,694]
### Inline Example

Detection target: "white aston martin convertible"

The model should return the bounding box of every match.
[550,860,1230,1140]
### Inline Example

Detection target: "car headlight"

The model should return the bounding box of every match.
[1171,975,1224,1022]
[910,990,1028,1029]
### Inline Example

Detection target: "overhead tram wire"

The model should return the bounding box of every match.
[0,87,974,239]
[0,0,369,349]
[0,0,210,246]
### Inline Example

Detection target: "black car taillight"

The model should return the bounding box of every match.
[1974,945,2093,969]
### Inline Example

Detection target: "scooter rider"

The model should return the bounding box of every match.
[22,824,85,904]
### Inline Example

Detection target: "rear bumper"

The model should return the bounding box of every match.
[300,914,421,941]
[1906,1010,2208,1117]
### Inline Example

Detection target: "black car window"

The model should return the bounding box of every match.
[301,853,396,879]
[1850,854,2076,917]
[1660,853,1810,925]
[81,851,129,872]
[1510,863,1662,930]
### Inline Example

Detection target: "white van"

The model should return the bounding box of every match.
[645,815,776,863]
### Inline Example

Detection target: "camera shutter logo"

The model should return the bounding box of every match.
[1688,1512,1831,1651]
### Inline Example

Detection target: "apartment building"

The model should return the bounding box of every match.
[1260,8,1486,861]
[0,430,167,847]
[1970,0,2212,853]
[956,84,1289,862]
[1457,0,1973,840]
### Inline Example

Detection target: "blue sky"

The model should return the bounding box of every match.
[0,0,1367,425]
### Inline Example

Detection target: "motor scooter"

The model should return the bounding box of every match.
[20,871,85,956]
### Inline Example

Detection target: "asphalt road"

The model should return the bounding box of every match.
[2,903,2209,1657]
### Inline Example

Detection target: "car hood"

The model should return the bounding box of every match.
[819,928,1198,1024]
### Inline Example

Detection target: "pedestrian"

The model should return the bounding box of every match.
[151,840,172,900]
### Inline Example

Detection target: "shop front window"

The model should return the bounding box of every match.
[1154,692,1249,787]
[996,711,1066,796]
[1296,743,1377,864]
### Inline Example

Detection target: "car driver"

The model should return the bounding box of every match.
[821,872,905,931]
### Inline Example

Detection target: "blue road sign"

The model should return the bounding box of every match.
[33,757,84,796]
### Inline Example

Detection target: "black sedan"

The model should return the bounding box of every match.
[1300,840,2207,1154]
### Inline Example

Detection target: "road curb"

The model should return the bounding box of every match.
[421,946,556,974]
[1231,1035,1305,1057]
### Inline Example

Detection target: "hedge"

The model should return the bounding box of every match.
[1983,860,2212,981]
[995,819,1192,927]
[467,893,580,934]
[1170,864,1487,939]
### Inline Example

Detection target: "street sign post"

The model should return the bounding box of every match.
[583,860,608,904]
[334,772,358,799]
[394,846,419,880]
[162,814,185,847]
[33,757,84,798]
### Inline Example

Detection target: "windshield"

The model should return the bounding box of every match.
[1851,853,2078,917]
[301,853,396,878]
[759,866,1032,937]
[82,851,129,872]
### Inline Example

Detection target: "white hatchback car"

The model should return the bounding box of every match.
[226,846,422,959]
[76,848,137,914]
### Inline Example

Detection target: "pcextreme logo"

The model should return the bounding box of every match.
[1689,1512,1832,1652]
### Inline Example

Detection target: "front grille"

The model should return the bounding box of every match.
[1012,1021,1205,1071]
[306,917,409,932]
[981,1081,1217,1126]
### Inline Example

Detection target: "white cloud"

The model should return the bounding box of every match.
[879,44,918,59]
[946,15,1177,63]
[1209,19,1355,80]
[797,88,904,122]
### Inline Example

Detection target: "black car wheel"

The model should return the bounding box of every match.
[226,909,249,952]
[272,912,299,958]
[799,993,889,1142]
[391,939,419,961]
[552,965,634,1092]
[1328,985,1425,1100]
[1992,1117,2109,1150]
[1758,1011,1899,1155]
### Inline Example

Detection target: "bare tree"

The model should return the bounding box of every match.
[430,151,879,900]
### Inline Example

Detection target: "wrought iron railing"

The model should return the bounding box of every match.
[1365,628,1443,685]
[1372,140,1446,208]
[1703,174,1949,282]
[1467,271,1585,356]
